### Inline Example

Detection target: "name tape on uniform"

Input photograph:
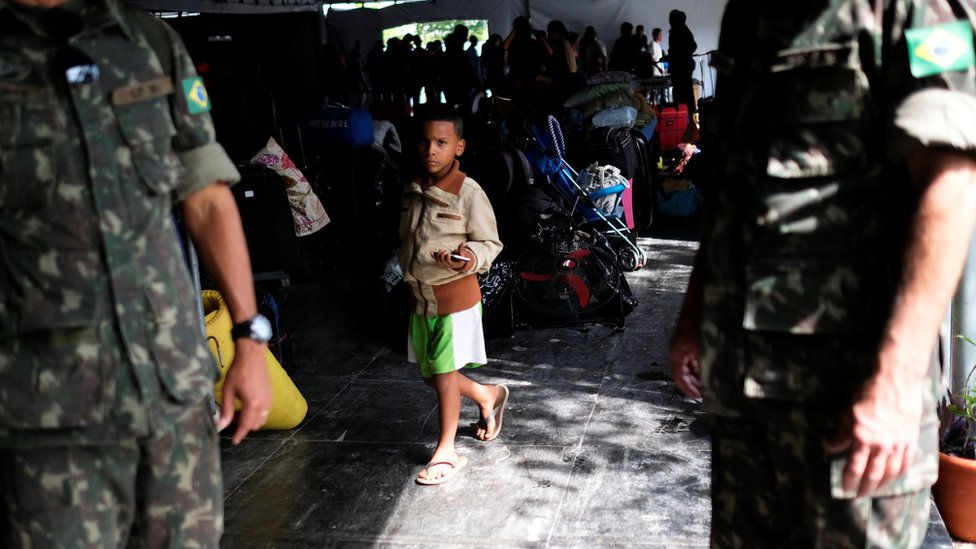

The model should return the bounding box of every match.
[110,76,174,106]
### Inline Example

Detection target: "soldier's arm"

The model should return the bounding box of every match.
[831,148,976,497]
[669,242,707,399]
[150,17,273,444]
[180,183,272,445]
[829,2,976,495]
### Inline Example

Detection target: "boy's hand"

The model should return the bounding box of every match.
[431,248,472,271]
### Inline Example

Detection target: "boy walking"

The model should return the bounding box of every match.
[399,105,508,485]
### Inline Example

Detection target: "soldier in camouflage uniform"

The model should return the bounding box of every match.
[670,1,976,547]
[0,0,273,547]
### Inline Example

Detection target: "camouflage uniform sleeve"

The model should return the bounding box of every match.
[887,1,976,159]
[162,23,240,202]
[894,89,976,153]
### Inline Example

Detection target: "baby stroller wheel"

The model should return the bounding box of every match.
[618,247,644,272]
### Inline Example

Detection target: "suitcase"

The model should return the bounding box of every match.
[306,144,401,273]
[656,182,701,217]
[655,103,689,151]
[300,105,374,148]
[231,165,301,280]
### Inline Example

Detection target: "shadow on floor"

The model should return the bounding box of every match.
[219,227,956,548]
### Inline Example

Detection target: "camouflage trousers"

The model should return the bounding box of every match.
[0,400,222,549]
[710,416,930,549]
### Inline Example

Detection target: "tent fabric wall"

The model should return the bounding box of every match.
[323,0,723,97]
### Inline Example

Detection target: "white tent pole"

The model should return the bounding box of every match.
[950,237,976,393]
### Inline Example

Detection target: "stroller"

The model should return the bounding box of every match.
[526,115,647,271]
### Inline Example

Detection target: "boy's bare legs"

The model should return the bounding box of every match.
[419,371,507,481]
[420,371,462,482]
[456,374,507,440]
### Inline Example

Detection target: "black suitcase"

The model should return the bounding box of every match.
[231,164,301,280]
[305,143,401,273]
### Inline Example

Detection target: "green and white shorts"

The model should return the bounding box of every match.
[408,302,487,379]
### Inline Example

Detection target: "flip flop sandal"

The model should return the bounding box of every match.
[415,455,468,486]
[474,384,509,442]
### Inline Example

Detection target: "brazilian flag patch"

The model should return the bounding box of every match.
[906,20,976,78]
[182,76,211,114]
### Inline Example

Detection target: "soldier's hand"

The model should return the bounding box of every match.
[669,332,702,399]
[218,338,273,445]
[827,368,923,497]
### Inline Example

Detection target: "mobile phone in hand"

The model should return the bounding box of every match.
[449,253,471,262]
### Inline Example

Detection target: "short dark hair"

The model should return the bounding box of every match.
[669,10,687,26]
[414,103,464,139]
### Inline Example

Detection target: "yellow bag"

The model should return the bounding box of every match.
[202,290,307,430]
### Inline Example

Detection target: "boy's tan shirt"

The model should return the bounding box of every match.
[398,161,503,316]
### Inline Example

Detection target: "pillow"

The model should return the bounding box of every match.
[564,82,632,109]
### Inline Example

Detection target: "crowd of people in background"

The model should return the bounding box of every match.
[318,11,698,115]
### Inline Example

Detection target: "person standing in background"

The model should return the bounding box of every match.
[503,16,552,94]
[467,34,483,89]
[634,24,649,54]
[667,9,697,118]
[481,33,506,94]
[546,19,577,76]
[579,25,608,74]
[651,27,665,77]
[609,21,636,72]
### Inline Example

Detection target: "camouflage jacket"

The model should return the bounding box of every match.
[699,0,976,495]
[0,0,240,444]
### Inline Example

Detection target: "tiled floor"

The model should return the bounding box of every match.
[217,228,958,548]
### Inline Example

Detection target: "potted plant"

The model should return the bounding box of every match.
[932,335,976,542]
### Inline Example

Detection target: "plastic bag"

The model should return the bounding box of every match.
[576,163,630,215]
[591,106,638,129]
[250,137,330,237]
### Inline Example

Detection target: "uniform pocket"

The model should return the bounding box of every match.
[114,97,183,195]
[0,87,59,212]
[1,249,102,335]
[767,42,865,124]
[0,325,109,429]
[143,271,216,403]
[742,255,865,335]
[0,145,57,211]
[0,248,106,429]
[765,42,869,180]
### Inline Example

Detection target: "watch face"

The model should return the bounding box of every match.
[251,314,273,342]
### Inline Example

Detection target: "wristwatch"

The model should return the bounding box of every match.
[231,314,273,344]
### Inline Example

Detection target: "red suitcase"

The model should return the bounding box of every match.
[655,103,689,151]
